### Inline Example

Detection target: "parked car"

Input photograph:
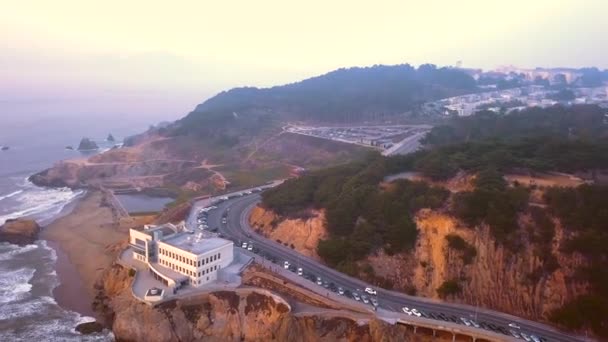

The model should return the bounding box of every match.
[316,277,323,286]
[337,287,344,295]
[508,322,521,329]
[411,308,422,317]
[247,243,253,251]
[352,292,361,301]
[283,261,290,269]
[361,295,369,304]
[460,317,471,326]
[370,298,378,307]
[241,242,248,249]
[297,267,303,276]
[401,307,412,315]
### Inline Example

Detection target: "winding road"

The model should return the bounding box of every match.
[188,191,589,342]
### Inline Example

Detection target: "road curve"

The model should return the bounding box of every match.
[192,192,589,342]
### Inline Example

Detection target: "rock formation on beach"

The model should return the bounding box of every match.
[0,218,41,245]
[77,138,99,151]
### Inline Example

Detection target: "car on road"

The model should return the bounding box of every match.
[221,218,227,224]
[252,188,262,192]
[297,267,303,276]
[470,320,480,328]
[220,196,228,200]
[247,243,253,251]
[283,261,290,269]
[316,277,322,285]
[337,287,344,295]
[352,292,361,301]
[530,335,541,342]
[370,298,378,307]
[241,242,248,249]
[401,307,412,315]
[520,333,531,341]
[361,295,369,304]
[508,322,521,329]
[509,330,521,339]
[364,287,377,295]
[460,317,471,326]
[411,308,421,317]
[323,281,329,288]
[244,191,252,195]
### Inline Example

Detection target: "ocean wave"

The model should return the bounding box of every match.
[0,267,35,304]
[0,189,24,201]
[0,182,84,225]
[0,243,39,260]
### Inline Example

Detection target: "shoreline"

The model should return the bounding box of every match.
[46,239,96,317]
[42,190,130,321]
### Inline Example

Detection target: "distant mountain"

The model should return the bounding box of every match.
[173,64,477,137]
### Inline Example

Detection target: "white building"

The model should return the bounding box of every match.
[129,224,234,289]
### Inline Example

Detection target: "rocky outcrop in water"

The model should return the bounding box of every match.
[1,146,9,151]
[107,134,115,142]
[78,138,99,151]
[0,219,41,245]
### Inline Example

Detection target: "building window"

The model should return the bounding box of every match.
[198,260,201,267]
[218,253,221,259]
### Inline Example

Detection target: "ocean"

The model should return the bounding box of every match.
[0,112,168,341]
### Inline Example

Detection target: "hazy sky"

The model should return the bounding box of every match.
[1,0,607,121]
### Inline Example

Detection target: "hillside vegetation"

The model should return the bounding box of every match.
[172,64,477,141]
[261,105,608,338]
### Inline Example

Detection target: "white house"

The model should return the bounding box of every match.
[129,224,234,290]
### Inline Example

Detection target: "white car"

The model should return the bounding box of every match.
[364,287,377,296]
[316,277,323,285]
[283,261,290,269]
[220,196,228,201]
[241,242,248,249]
[247,243,253,251]
[370,298,378,307]
[460,317,471,326]
[353,293,361,301]
[361,295,369,304]
[508,322,521,329]
[297,267,303,276]
[411,308,421,317]
[521,333,531,342]
[244,191,252,195]
[401,307,412,315]
[338,287,344,295]
[530,335,541,342]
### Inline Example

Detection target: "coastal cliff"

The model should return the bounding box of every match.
[249,206,327,259]
[95,264,439,342]
[251,206,587,325]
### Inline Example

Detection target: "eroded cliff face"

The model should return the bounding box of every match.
[249,206,327,259]
[257,207,589,324]
[96,264,436,342]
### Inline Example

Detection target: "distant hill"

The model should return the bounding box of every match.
[172,64,477,138]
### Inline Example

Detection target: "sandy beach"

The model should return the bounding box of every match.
[42,191,129,318]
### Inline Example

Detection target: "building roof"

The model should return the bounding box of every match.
[160,233,232,256]
[141,224,178,238]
